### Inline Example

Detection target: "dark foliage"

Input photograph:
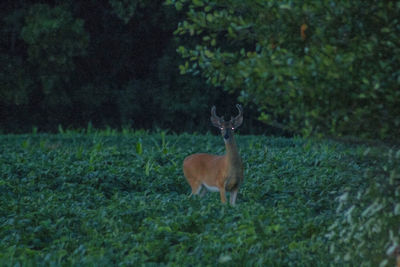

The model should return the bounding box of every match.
[0,1,266,134]
[1,1,398,140]
[171,0,400,140]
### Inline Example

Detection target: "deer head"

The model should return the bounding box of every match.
[211,104,243,140]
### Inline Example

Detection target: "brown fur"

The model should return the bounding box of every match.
[183,105,244,205]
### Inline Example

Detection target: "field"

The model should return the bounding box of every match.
[0,130,398,266]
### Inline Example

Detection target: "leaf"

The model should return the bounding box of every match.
[175,2,183,10]
[204,49,214,58]
[218,254,232,263]
[136,140,143,155]
[192,0,204,7]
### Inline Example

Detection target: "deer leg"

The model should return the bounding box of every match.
[190,181,202,196]
[199,186,207,197]
[219,187,227,203]
[229,189,238,206]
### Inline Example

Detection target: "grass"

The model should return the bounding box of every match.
[0,130,398,266]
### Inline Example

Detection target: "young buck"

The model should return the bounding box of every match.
[183,104,244,205]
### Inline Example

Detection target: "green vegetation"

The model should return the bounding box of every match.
[172,0,400,139]
[1,1,399,139]
[1,1,399,264]
[1,131,398,265]
[0,1,241,133]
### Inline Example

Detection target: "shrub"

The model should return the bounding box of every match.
[171,0,400,140]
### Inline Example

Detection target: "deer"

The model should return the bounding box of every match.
[183,104,244,205]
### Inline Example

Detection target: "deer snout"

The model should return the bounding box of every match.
[223,130,230,140]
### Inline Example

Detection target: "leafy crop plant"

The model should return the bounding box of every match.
[0,131,396,266]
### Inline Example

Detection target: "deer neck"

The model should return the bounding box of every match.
[224,136,241,169]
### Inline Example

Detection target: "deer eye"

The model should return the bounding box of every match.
[231,127,234,130]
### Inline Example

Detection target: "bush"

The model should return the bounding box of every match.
[171,0,400,140]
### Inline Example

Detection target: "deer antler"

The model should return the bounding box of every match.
[235,104,243,120]
[211,106,224,127]
[211,106,225,121]
[211,106,219,120]
[230,104,243,128]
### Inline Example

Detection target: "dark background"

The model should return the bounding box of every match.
[0,0,398,140]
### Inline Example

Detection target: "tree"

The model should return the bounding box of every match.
[0,2,88,130]
[0,0,265,133]
[170,0,400,140]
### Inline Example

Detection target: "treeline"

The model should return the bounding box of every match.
[171,0,400,140]
[0,0,255,133]
[1,1,399,140]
